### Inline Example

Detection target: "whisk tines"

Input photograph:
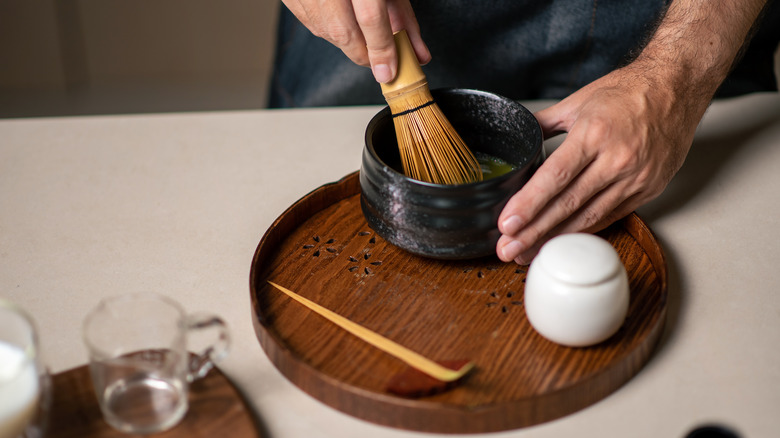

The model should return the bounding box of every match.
[381,31,483,185]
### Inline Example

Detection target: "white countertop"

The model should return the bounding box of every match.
[1,94,779,438]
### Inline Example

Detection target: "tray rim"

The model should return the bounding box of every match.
[249,171,668,433]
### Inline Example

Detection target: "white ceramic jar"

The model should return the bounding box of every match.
[524,233,629,347]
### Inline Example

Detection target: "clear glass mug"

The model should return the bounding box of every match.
[0,300,50,438]
[82,293,229,435]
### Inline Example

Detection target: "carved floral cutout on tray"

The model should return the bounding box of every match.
[301,235,339,257]
[486,290,524,314]
[462,264,516,279]
[347,231,383,275]
[358,230,378,245]
[458,265,528,314]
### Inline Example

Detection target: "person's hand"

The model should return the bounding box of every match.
[282,0,430,83]
[496,65,707,264]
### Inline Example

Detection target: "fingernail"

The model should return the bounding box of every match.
[501,216,523,235]
[373,64,392,83]
[502,240,524,261]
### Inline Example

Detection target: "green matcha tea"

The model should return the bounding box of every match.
[476,152,517,180]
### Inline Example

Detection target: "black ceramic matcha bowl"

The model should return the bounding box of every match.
[360,88,544,260]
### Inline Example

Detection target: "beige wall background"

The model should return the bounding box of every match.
[1,1,778,118]
[0,0,280,117]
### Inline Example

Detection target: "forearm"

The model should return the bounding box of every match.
[631,0,768,107]
[498,0,770,263]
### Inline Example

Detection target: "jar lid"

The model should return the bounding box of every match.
[535,233,621,286]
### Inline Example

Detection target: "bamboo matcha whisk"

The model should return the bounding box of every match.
[381,30,483,185]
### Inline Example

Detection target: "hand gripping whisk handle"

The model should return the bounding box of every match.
[380,30,428,100]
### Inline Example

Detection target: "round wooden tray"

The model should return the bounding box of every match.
[249,171,667,434]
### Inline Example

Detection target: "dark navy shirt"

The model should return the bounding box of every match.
[268,1,779,108]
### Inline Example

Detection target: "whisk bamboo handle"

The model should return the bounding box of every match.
[380,30,428,100]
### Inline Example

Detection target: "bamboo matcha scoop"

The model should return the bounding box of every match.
[267,281,474,384]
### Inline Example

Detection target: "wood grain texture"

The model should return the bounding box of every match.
[44,365,262,438]
[249,171,668,433]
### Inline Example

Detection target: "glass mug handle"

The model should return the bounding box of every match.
[185,313,230,382]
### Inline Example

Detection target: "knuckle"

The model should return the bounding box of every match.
[547,161,575,184]
[323,25,369,65]
[557,190,582,216]
[366,43,394,58]
[353,3,385,28]
[578,205,602,229]
[611,147,635,169]
[325,24,355,47]
[612,143,641,173]
[583,117,611,143]
[607,144,643,180]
